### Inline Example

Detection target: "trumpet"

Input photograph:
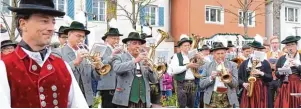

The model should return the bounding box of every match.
[247,59,260,97]
[216,62,232,83]
[77,43,111,76]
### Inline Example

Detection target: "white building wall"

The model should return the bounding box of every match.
[0,0,174,59]
[280,0,301,48]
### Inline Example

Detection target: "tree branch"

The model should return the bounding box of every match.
[0,12,11,36]
[236,0,244,8]
[117,4,133,21]
[135,0,156,24]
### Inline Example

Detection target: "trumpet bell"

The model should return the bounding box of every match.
[221,74,232,83]
[97,64,112,75]
[248,76,256,82]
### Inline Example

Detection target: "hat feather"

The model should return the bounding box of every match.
[179,34,189,40]
[63,15,73,25]
[254,34,263,44]
[109,18,118,28]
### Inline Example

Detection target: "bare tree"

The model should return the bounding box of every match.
[106,0,118,29]
[217,0,269,37]
[272,0,284,38]
[0,0,20,42]
[115,0,156,30]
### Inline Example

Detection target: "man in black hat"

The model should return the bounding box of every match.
[0,0,88,108]
[1,40,17,58]
[97,27,123,108]
[238,40,272,108]
[55,26,68,47]
[111,32,157,108]
[198,45,211,63]
[274,36,301,108]
[169,35,200,108]
[226,41,236,61]
[52,21,102,107]
[240,44,251,60]
[199,42,239,108]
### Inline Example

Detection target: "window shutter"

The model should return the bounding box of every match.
[86,0,93,21]
[140,7,146,25]
[158,7,164,26]
[67,0,74,19]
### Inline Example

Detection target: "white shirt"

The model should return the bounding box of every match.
[170,52,195,80]
[0,49,88,108]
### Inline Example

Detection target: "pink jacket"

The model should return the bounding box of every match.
[161,73,173,91]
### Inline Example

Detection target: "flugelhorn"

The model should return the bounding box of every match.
[190,34,205,78]
[216,62,232,83]
[143,29,168,78]
[78,43,111,75]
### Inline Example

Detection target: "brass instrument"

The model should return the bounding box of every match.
[283,49,294,83]
[231,36,244,68]
[190,34,205,78]
[143,29,168,77]
[247,59,260,97]
[78,43,111,75]
[216,62,232,83]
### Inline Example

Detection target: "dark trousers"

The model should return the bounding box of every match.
[150,83,161,104]
[199,92,204,108]
[176,80,196,108]
[100,90,117,108]
[267,80,279,108]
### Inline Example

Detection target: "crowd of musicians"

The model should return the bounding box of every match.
[0,0,301,108]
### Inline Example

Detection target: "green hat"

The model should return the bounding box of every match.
[281,36,301,44]
[102,28,123,40]
[122,32,146,44]
[210,42,228,52]
[140,33,152,40]
[177,38,192,47]
[55,26,68,35]
[64,21,90,35]
[8,0,65,17]
[248,40,265,49]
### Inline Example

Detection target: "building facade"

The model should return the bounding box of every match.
[0,0,174,58]
[171,0,266,45]
[266,0,301,48]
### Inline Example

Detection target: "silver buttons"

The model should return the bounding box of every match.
[53,99,58,105]
[51,85,57,91]
[32,65,37,71]
[47,64,53,70]
[54,106,59,108]
[53,93,57,98]
[41,101,46,107]
[39,87,44,93]
[40,94,45,100]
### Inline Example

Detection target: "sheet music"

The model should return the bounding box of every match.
[188,49,198,59]
[253,51,265,62]
[90,43,107,57]
[155,49,169,63]
[278,67,292,75]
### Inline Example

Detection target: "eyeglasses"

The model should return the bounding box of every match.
[129,41,142,45]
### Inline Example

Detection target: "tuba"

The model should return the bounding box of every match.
[190,34,205,78]
[78,43,111,75]
[216,62,232,83]
[247,59,260,97]
[144,29,169,78]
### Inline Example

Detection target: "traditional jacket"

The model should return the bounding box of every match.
[0,44,88,108]
[111,52,157,107]
[238,58,272,108]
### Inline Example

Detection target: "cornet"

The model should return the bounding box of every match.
[216,62,232,84]
[77,43,111,76]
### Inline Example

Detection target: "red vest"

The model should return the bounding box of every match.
[2,46,72,108]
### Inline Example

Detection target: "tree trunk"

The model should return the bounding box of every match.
[272,0,283,39]
[9,0,17,41]
[243,0,248,37]
[106,0,117,30]
[132,1,136,30]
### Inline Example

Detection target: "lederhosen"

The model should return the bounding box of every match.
[174,53,196,108]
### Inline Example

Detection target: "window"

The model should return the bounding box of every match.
[92,0,106,21]
[144,6,158,26]
[53,0,66,12]
[285,7,299,23]
[205,6,223,24]
[238,10,255,27]
[1,0,11,15]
